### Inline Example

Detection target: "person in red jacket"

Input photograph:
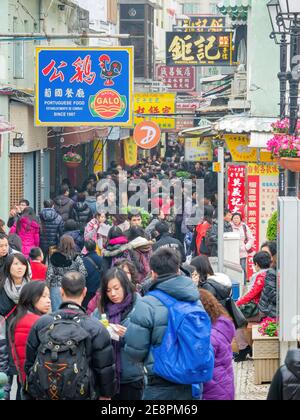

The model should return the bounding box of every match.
[9,282,51,387]
[29,248,47,281]
[235,251,271,362]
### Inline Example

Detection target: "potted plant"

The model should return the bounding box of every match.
[267,119,300,172]
[252,318,280,385]
[63,151,83,169]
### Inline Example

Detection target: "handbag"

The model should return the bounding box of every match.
[239,301,259,319]
[225,298,247,329]
[242,224,254,255]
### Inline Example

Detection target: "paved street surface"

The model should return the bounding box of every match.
[234,360,270,401]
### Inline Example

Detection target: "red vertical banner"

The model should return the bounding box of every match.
[247,175,260,280]
[227,165,246,217]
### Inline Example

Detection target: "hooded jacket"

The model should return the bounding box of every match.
[46,252,87,288]
[102,237,133,272]
[201,273,232,307]
[203,317,236,400]
[268,350,300,400]
[124,274,213,380]
[152,233,186,263]
[39,208,64,252]
[10,217,40,258]
[53,195,74,222]
[72,202,93,230]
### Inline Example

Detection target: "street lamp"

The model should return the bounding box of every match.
[267,0,300,196]
[52,127,64,196]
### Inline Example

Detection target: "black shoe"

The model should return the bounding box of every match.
[234,346,252,363]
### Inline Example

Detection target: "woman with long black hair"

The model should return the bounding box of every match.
[9,282,51,388]
[92,268,144,400]
[0,253,31,400]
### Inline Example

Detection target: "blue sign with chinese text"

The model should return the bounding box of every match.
[35,47,134,127]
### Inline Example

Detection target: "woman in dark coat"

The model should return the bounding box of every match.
[39,200,64,258]
[71,192,93,231]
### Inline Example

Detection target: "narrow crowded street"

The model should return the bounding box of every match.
[0,0,300,406]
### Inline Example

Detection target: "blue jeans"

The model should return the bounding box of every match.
[143,384,193,401]
[50,287,62,312]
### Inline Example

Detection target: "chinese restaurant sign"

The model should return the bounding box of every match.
[183,16,225,32]
[166,32,233,66]
[225,134,257,162]
[35,47,134,127]
[227,165,246,218]
[134,93,176,129]
[156,65,196,92]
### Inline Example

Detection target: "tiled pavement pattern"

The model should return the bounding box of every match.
[234,360,270,401]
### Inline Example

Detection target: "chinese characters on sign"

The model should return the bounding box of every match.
[185,138,213,162]
[36,47,134,127]
[176,102,200,131]
[225,134,257,162]
[166,32,233,66]
[227,166,246,217]
[183,16,225,32]
[134,93,176,129]
[247,173,260,279]
[156,65,196,92]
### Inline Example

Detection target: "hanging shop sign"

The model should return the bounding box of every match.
[133,121,161,150]
[225,134,257,162]
[183,16,226,32]
[185,138,213,162]
[156,65,196,92]
[36,47,134,127]
[134,93,176,129]
[247,172,260,280]
[227,165,246,217]
[166,32,233,66]
[124,137,138,167]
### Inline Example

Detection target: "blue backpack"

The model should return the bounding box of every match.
[147,290,214,385]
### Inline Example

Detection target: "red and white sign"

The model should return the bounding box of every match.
[247,175,260,279]
[133,121,161,150]
[227,165,246,218]
[156,65,196,92]
[176,101,200,131]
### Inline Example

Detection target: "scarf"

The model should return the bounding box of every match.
[4,278,29,304]
[106,293,133,393]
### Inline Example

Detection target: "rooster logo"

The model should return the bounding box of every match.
[99,55,122,87]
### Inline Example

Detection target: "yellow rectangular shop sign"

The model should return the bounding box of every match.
[248,163,279,176]
[134,93,176,129]
[225,134,257,162]
[124,137,138,167]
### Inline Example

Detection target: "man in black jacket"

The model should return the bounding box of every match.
[25,271,116,400]
[206,209,233,257]
[268,350,300,400]
[7,199,30,228]
[152,221,186,263]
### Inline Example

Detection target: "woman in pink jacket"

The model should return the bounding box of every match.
[231,213,254,285]
[10,208,40,258]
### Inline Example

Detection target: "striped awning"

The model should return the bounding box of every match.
[0,119,15,134]
[217,0,252,21]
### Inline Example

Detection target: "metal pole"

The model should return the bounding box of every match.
[55,133,61,197]
[287,18,300,197]
[278,34,288,196]
[40,149,45,211]
[218,143,225,273]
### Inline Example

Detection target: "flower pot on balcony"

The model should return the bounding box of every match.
[278,158,300,172]
[64,161,81,169]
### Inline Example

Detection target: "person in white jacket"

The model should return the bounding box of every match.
[231,213,254,285]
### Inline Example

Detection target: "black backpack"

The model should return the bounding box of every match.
[27,314,95,400]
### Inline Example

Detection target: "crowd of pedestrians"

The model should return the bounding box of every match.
[0,159,296,401]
